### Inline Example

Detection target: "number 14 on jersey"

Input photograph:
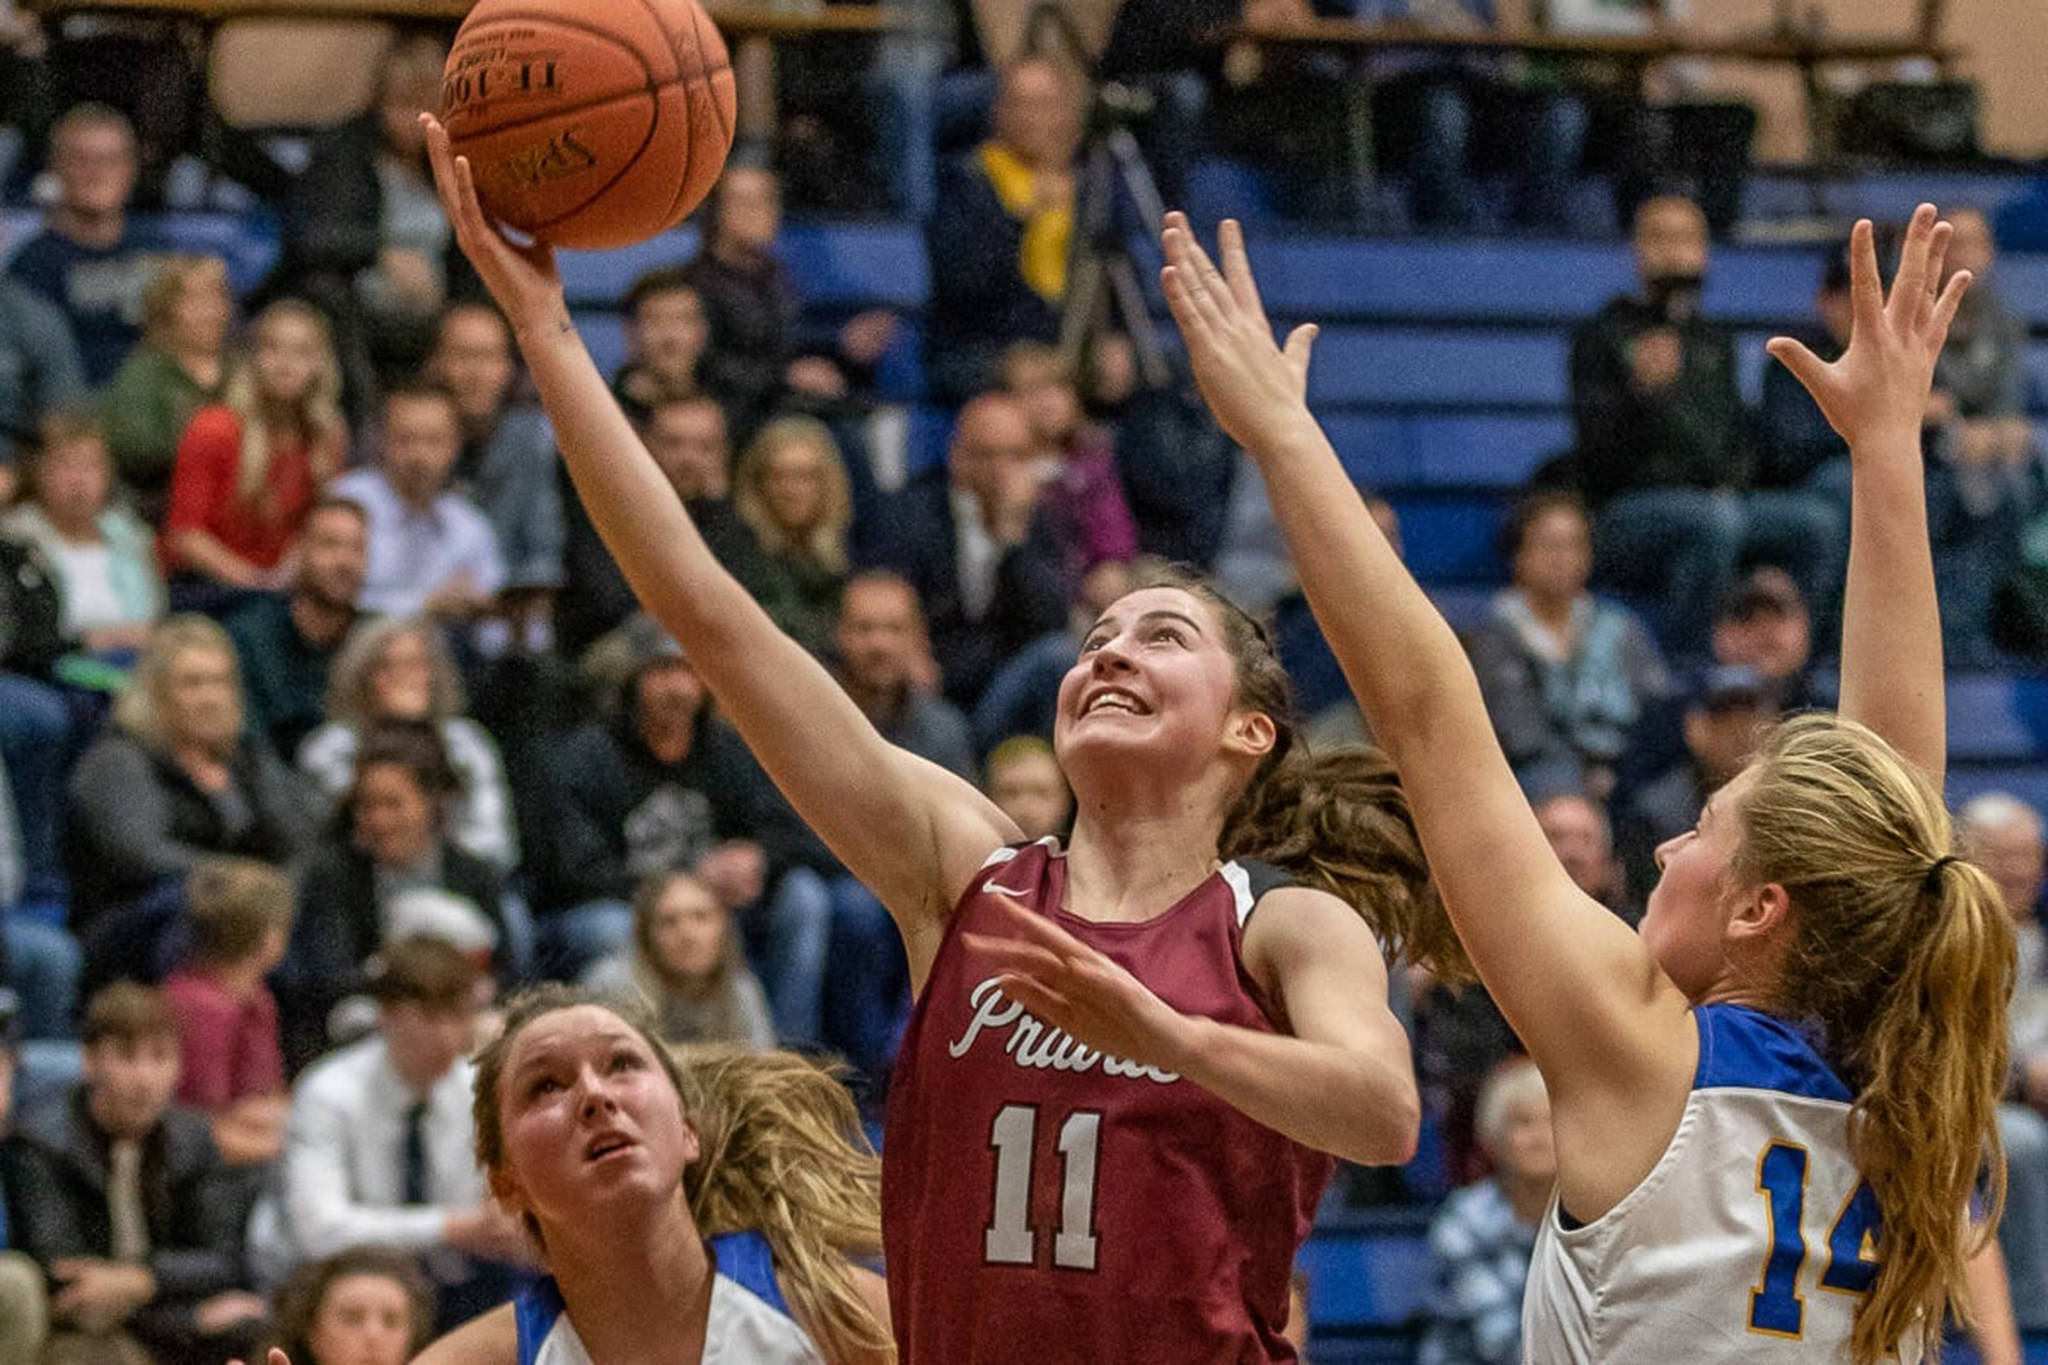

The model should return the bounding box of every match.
[1750,1140,1881,1338]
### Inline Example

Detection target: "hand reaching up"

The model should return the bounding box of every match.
[1765,203,1971,451]
[419,113,568,340]
[1158,213,1319,454]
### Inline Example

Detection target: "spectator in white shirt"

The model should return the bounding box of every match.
[253,937,526,1327]
[329,385,504,622]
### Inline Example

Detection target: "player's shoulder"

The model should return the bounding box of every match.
[1227,860,1350,933]
[415,1302,519,1365]
[1691,1003,1852,1103]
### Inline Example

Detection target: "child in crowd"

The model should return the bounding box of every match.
[1418,1058,1555,1365]
[581,870,775,1050]
[1001,340,1139,586]
[273,1247,434,1365]
[161,858,290,1166]
[980,736,1072,843]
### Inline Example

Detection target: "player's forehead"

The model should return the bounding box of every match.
[1089,586,1217,637]
[507,1005,652,1072]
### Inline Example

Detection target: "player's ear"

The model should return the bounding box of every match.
[1729,881,1792,944]
[1223,708,1277,763]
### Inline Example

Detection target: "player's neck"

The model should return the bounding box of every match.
[1063,807,1224,925]
[551,1206,713,1359]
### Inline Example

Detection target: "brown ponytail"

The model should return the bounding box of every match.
[1737,715,2015,1363]
[1134,565,1468,980]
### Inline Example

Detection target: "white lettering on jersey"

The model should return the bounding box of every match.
[948,977,1180,1084]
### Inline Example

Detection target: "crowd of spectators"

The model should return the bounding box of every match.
[0,4,2039,1362]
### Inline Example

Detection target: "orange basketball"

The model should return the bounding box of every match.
[440,0,736,250]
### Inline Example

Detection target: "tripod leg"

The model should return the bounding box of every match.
[1059,250,1106,377]
[1104,256,1171,390]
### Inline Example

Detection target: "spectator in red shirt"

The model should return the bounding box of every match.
[161,857,291,1166]
[162,300,346,607]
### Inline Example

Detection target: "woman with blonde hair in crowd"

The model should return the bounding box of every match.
[582,870,777,1051]
[66,614,316,989]
[731,415,853,655]
[162,299,345,606]
[100,253,234,522]
[297,615,518,874]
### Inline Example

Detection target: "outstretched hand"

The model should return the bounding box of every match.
[419,113,567,337]
[961,897,1199,1075]
[1159,212,1319,453]
[226,1350,291,1365]
[1766,203,1970,450]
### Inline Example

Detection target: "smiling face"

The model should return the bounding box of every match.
[1641,767,1756,999]
[1055,586,1273,803]
[492,1006,700,1236]
[254,310,329,410]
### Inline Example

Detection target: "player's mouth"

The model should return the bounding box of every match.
[1079,686,1150,719]
[584,1131,639,1163]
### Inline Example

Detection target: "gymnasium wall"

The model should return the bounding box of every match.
[1677,0,2048,162]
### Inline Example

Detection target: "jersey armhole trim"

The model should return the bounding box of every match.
[1546,1089,1703,1245]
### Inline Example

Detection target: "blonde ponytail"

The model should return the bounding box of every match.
[676,1045,894,1363]
[1737,715,2015,1363]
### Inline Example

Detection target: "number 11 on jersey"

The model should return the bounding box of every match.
[985,1104,1104,1270]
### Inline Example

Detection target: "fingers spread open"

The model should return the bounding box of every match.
[1848,218,1884,333]
[1765,335,1830,397]
[1919,219,1954,330]
[1284,323,1319,375]
[1219,218,1270,326]
[1929,268,1974,349]
[1889,203,1938,320]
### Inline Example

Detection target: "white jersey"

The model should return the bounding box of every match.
[514,1231,823,1365]
[1523,1004,1922,1364]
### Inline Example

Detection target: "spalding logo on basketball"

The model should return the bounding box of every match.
[441,0,736,250]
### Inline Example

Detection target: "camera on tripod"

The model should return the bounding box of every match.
[1017,2,1174,392]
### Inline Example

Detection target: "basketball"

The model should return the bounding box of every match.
[439,0,736,251]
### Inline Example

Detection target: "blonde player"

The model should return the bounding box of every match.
[1161,204,2011,1363]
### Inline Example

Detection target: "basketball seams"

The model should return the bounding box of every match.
[521,90,665,240]
[444,11,731,148]
[445,11,658,139]
[447,0,733,247]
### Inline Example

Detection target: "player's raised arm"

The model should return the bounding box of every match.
[421,116,1016,969]
[1765,205,1970,781]
[1158,215,1693,1129]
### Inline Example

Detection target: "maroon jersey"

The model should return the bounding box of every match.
[882,839,1336,1363]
